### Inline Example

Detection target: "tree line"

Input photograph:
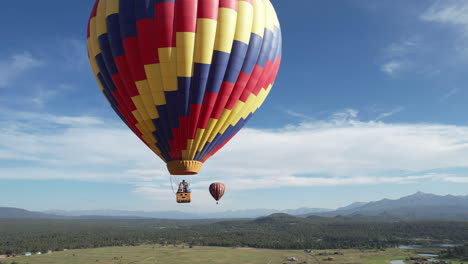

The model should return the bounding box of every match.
[0,215,467,254]
[440,244,468,260]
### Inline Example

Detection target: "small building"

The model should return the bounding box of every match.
[21,252,32,256]
[36,252,42,255]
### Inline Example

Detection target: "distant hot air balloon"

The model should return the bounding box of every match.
[209,182,226,204]
[87,0,282,197]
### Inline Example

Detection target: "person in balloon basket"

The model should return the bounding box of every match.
[179,180,191,193]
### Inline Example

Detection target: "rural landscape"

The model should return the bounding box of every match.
[1,192,468,264]
[0,246,459,264]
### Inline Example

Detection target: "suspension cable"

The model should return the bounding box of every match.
[170,175,177,195]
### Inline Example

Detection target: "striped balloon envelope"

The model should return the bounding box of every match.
[209,182,226,203]
[87,0,282,175]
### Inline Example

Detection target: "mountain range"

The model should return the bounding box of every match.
[306,191,468,221]
[43,207,331,219]
[1,192,468,221]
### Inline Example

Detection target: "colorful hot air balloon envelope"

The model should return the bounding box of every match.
[87,0,282,175]
[209,182,226,203]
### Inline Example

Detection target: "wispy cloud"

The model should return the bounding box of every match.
[384,37,421,57]
[283,109,315,121]
[374,107,404,121]
[380,36,421,77]
[59,39,88,69]
[421,0,468,30]
[30,83,75,107]
[0,108,102,127]
[282,108,331,122]
[440,87,460,102]
[330,108,359,123]
[380,60,407,77]
[421,0,468,57]
[0,52,43,87]
[0,111,126,166]
[380,0,468,77]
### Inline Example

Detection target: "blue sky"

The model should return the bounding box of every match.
[1,0,468,212]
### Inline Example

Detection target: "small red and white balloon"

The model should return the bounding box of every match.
[209,183,226,204]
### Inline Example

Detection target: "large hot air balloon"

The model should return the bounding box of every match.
[87,0,282,177]
[209,182,226,204]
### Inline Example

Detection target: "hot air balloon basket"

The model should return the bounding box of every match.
[176,192,191,203]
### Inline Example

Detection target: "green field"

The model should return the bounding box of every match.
[1,246,418,264]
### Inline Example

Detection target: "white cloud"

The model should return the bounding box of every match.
[444,177,468,183]
[380,60,407,77]
[0,111,150,169]
[1,109,468,205]
[0,52,43,87]
[330,108,358,122]
[204,115,468,181]
[9,53,42,70]
[421,0,468,29]
[191,174,448,191]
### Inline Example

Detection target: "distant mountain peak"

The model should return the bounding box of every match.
[336,202,367,211]
[412,191,433,196]
[403,191,432,198]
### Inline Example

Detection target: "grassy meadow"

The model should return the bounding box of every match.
[1,245,417,264]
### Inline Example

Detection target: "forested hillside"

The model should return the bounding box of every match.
[1,214,467,254]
